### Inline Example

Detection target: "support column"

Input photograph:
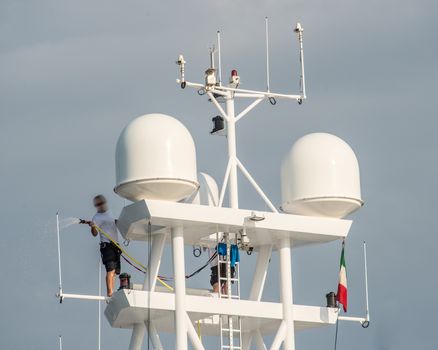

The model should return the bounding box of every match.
[249,245,272,301]
[129,324,146,350]
[186,314,205,350]
[144,233,167,291]
[253,330,267,350]
[148,321,164,350]
[129,232,167,350]
[172,226,187,350]
[243,244,272,350]
[278,237,295,350]
[225,94,238,209]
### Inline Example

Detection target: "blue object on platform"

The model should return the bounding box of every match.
[217,243,240,268]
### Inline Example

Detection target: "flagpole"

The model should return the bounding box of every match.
[363,241,370,322]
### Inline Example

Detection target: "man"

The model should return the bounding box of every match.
[88,195,121,297]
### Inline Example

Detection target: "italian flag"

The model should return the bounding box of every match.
[336,243,348,312]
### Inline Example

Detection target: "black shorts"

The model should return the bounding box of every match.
[100,242,121,274]
[210,265,235,286]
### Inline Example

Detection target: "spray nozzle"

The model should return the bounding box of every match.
[79,219,89,225]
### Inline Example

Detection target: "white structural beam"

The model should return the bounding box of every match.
[235,98,264,123]
[117,200,352,248]
[148,322,164,350]
[253,330,267,350]
[236,158,278,213]
[186,314,205,350]
[172,226,187,350]
[104,290,337,332]
[177,80,302,101]
[60,293,107,301]
[269,321,286,350]
[278,237,295,350]
[129,231,167,350]
[129,323,146,350]
[144,233,167,291]
[244,244,272,350]
[225,92,239,209]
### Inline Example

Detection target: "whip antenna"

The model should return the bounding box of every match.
[56,212,63,301]
[265,17,271,92]
[217,31,222,86]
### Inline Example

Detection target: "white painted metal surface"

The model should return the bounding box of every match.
[187,172,219,206]
[115,113,199,202]
[117,199,352,247]
[104,289,338,332]
[281,133,363,218]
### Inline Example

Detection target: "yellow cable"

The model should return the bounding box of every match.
[95,226,174,291]
[197,320,202,340]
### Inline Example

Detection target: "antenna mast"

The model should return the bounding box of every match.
[176,20,306,211]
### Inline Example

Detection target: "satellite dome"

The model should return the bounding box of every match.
[186,172,219,206]
[281,133,363,218]
[115,113,199,202]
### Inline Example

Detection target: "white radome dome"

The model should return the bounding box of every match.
[115,113,199,202]
[281,133,363,218]
[186,172,219,206]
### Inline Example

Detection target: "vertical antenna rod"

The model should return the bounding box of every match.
[217,31,222,86]
[363,241,370,321]
[294,22,306,100]
[56,212,63,297]
[59,335,63,350]
[265,17,271,92]
[209,46,216,69]
[98,258,102,350]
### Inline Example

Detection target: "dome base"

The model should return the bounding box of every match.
[115,178,199,202]
[282,197,363,219]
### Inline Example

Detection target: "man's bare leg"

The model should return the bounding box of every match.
[106,270,116,297]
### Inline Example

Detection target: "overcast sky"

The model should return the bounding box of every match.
[1,1,437,349]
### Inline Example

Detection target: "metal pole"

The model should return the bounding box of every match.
[253,330,267,350]
[269,321,286,350]
[129,324,146,350]
[98,257,101,350]
[186,314,205,350]
[217,31,222,86]
[296,24,306,99]
[148,321,164,350]
[363,241,370,321]
[265,17,271,92]
[172,226,187,350]
[226,94,238,209]
[236,158,278,213]
[56,212,63,296]
[59,335,62,350]
[248,245,272,301]
[143,233,166,291]
[130,231,167,348]
[278,237,295,350]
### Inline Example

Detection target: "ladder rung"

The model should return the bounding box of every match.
[221,328,241,333]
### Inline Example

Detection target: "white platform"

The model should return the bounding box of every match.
[105,289,338,335]
[117,199,352,248]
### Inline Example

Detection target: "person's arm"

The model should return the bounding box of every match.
[88,221,98,237]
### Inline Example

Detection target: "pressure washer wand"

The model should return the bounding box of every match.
[79,219,91,225]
